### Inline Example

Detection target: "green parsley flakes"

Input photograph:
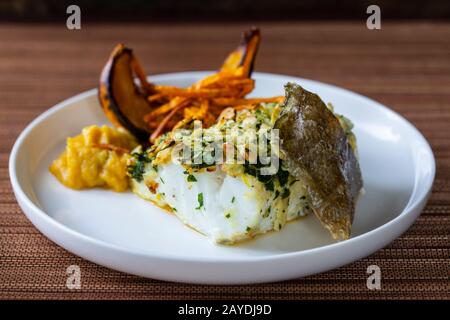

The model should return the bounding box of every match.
[195,192,204,210]
[127,152,151,182]
[187,174,197,182]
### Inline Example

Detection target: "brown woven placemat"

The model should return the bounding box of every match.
[0,22,449,300]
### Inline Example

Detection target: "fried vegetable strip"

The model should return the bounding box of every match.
[212,96,284,107]
[142,28,281,143]
[91,143,131,155]
[149,103,188,142]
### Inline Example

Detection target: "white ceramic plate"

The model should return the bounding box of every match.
[9,72,435,284]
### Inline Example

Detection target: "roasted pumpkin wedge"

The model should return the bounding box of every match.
[99,44,154,141]
[220,27,260,77]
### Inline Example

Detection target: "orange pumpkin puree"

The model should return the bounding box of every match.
[49,125,138,192]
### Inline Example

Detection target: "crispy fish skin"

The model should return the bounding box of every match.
[274,83,363,240]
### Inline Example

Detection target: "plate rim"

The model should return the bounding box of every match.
[9,71,436,265]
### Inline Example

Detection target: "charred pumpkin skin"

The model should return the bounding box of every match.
[99,44,153,141]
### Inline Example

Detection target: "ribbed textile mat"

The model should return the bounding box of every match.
[0,22,448,299]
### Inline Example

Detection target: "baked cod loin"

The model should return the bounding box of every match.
[129,83,363,244]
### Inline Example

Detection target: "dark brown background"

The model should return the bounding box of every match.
[2,0,450,21]
[0,0,449,300]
